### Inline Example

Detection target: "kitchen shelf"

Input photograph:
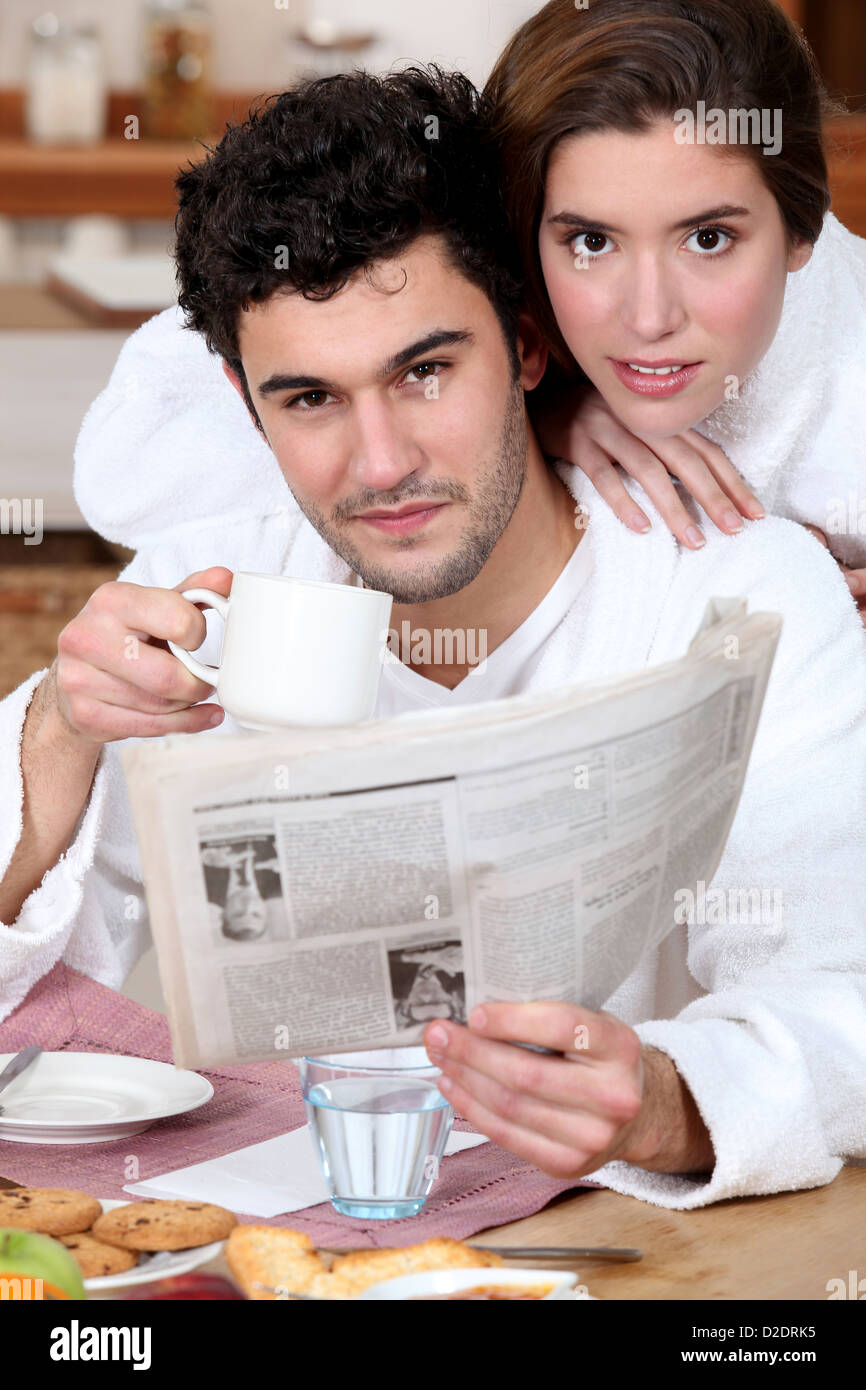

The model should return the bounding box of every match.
[0,137,206,219]
[0,87,263,219]
[0,104,863,230]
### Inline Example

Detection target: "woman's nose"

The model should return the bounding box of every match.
[618,259,687,343]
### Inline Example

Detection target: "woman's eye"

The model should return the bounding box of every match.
[684,226,734,256]
[570,231,613,260]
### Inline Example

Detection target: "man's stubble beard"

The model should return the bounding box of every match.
[284,380,528,604]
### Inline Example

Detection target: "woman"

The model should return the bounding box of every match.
[484,0,866,618]
[435,3,866,1195]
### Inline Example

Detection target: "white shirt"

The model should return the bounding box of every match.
[367,532,592,717]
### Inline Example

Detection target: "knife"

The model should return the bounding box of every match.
[0,1045,42,1115]
[318,1243,641,1261]
[464,1244,641,1261]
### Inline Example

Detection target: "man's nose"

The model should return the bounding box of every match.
[347,395,423,491]
[618,256,688,344]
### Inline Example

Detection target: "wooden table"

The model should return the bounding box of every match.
[196,1163,865,1301]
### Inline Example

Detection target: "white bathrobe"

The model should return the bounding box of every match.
[696,211,866,569]
[2,426,865,1209]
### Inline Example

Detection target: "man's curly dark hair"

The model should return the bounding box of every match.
[173,65,525,421]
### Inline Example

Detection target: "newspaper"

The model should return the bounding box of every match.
[120,597,781,1069]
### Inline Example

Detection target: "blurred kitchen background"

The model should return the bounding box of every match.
[1,0,865,700]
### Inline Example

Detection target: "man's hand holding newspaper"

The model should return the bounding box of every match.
[424,1000,716,1179]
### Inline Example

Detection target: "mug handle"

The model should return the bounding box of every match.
[166,587,230,684]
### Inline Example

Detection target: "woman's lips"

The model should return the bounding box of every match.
[356,503,447,535]
[610,360,702,397]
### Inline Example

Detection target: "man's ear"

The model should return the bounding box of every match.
[222,359,246,402]
[516,312,548,390]
[222,360,267,439]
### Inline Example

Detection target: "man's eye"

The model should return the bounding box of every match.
[286,390,335,410]
[403,361,442,383]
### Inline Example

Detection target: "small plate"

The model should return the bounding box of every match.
[84,1200,226,1293]
[0,1052,213,1144]
[358,1267,594,1300]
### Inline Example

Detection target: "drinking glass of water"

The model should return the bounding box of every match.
[299,1047,454,1219]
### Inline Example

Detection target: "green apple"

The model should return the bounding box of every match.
[0,1227,87,1300]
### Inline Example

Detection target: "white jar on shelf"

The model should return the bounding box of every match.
[25,11,107,146]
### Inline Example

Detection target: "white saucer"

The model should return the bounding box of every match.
[85,1200,226,1294]
[0,1052,213,1144]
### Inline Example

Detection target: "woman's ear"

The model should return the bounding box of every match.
[516,311,549,390]
[787,238,814,274]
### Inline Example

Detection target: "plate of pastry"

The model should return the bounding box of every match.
[0,1188,235,1292]
[221,1228,595,1300]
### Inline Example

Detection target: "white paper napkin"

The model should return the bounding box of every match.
[123,1125,489,1218]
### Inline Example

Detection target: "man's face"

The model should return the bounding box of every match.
[228,234,530,605]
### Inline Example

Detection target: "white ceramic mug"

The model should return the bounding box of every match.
[167,571,393,731]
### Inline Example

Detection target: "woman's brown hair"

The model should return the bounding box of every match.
[484,0,846,369]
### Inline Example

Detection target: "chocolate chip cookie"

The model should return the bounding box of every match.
[59,1232,141,1278]
[0,1187,102,1235]
[92,1199,237,1251]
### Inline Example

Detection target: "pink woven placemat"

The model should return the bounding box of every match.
[0,964,601,1247]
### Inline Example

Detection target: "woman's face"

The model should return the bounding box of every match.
[538,120,813,439]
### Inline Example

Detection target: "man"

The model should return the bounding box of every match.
[1,68,864,1210]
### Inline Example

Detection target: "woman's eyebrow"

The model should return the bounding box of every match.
[546,205,751,235]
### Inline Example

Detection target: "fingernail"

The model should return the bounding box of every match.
[845,574,859,593]
[685,526,706,549]
[209,711,224,726]
[438,1076,452,1094]
[747,502,765,519]
[427,1024,448,1049]
[468,1007,487,1029]
[632,515,651,534]
[723,509,744,533]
